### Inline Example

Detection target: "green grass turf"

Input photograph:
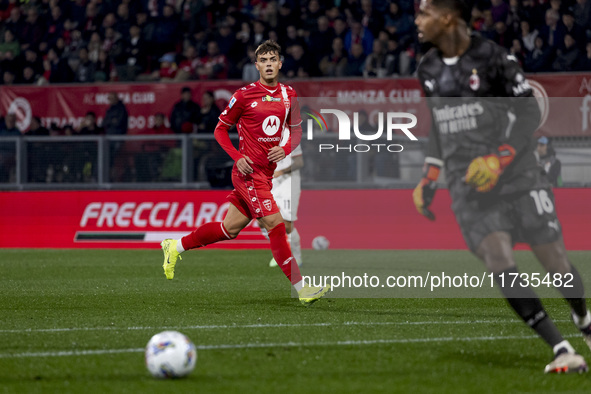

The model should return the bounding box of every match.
[2,249,591,394]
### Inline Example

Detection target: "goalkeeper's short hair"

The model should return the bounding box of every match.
[432,0,473,24]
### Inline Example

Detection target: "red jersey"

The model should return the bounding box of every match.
[218,81,302,179]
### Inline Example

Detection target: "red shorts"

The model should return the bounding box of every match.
[227,171,279,219]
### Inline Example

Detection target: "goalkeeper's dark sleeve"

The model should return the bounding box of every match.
[505,94,541,155]
[496,49,541,154]
[425,110,444,168]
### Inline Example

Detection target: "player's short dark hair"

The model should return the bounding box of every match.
[255,40,281,60]
[432,0,472,24]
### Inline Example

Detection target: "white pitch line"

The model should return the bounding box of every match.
[0,333,581,359]
[0,319,569,334]
[0,319,573,334]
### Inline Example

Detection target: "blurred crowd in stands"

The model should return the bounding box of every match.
[0,0,589,87]
[0,85,226,183]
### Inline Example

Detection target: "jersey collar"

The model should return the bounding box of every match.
[257,81,279,94]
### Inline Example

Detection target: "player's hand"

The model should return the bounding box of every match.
[413,178,437,221]
[465,144,515,192]
[268,146,286,163]
[413,161,441,220]
[273,170,284,178]
[236,156,254,175]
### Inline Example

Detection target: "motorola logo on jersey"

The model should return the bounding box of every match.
[262,115,281,136]
[257,136,281,142]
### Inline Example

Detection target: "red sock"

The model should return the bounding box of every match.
[181,222,232,250]
[268,222,302,285]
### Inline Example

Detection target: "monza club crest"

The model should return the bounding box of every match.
[263,199,272,211]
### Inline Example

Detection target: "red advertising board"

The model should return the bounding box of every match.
[0,189,589,250]
[1,73,591,137]
[0,190,264,249]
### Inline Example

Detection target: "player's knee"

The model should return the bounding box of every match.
[258,214,284,232]
[222,223,241,239]
[284,221,293,234]
[482,249,515,273]
[534,242,570,275]
[477,233,515,273]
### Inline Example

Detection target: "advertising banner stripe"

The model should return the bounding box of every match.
[75,232,146,241]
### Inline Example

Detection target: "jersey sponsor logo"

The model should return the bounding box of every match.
[432,103,484,122]
[263,199,272,211]
[257,136,281,142]
[469,69,480,91]
[432,103,484,134]
[262,115,281,136]
[262,95,281,102]
[251,101,258,108]
[229,96,236,108]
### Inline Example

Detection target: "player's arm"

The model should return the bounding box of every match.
[283,92,303,157]
[500,53,541,153]
[413,115,443,221]
[465,51,541,192]
[274,154,304,177]
[215,92,253,175]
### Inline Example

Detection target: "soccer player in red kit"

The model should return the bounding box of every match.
[160,40,330,306]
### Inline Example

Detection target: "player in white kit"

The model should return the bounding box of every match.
[267,144,303,267]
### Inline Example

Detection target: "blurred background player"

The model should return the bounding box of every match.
[266,143,304,268]
[413,0,591,373]
[535,136,562,187]
[160,40,329,306]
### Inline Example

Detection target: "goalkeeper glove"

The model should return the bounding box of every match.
[465,144,516,192]
[413,162,441,221]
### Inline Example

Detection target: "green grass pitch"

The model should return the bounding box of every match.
[2,249,591,393]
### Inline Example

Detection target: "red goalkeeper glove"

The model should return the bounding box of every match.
[413,162,441,221]
[465,144,516,192]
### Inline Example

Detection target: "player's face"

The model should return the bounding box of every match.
[415,0,449,44]
[255,51,282,84]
